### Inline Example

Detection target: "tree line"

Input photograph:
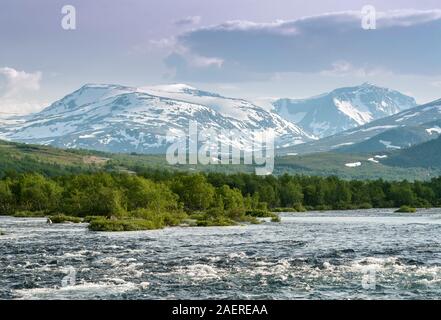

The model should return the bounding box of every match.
[1,171,440,219]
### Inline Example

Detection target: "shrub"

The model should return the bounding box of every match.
[196,216,237,227]
[272,207,296,213]
[246,209,274,217]
[88,217,159,231]
[358,203,373,209]
[13,210,48,217]
[395,205,416,213]
[50,214,82,223]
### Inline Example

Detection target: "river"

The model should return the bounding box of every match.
[1,209,441,300]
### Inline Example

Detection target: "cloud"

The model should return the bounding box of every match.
[320,61,391,77]
[174,16,201,26]
[0,67,41,97]
[431,80,441,88]
[165,10,441,82]
[0,67,43,114]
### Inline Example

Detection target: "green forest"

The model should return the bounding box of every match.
[1,170,440,231]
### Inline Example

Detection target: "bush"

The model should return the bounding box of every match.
[271,215,281,223]
[13,210,48,217]
[246,209,274,217]
[315,205,333,211]
[272,204,306,212]
[357,203,373,209]
[50,214,82,223]
[196,216,237,227]
[83,216,101,223]
[129,208,187,227]
[293,203,307,212]
[272,207,296,213]
[88,217,159,231]
[395,205,416,213]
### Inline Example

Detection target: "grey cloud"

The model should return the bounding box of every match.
[166,10,441,82]
[174,16,202,26]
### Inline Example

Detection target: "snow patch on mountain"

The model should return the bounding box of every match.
[345,162,361,168]
[426,126,441,135]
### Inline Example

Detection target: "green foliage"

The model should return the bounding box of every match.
[13,210,49,217]
[3,169,441,231]
[195,216,237,227]
[50,214,82,223]
[395,205,417,213]
[171,174,215,211]
[246,209,274,217]
[0,179,15,214]
[88,217,160,231]
[16,173,62,212]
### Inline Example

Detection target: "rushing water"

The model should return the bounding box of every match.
[2,209,441,300]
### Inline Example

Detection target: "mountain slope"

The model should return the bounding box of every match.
[279,98,441,155]
[0,84,315,154]
[273,83,416,138]
[336,120,441,153]
[384,135,441,168]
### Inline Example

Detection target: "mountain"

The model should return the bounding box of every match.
[279,98,441,155]
[0,84,315,154]
[273,83,416,138]
[384,135,441,168]
[337,120,441,153]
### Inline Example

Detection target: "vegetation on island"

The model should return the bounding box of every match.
[50,214,83,223]
[395,205,417,213]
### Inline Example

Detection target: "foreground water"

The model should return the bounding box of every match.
[2,209,441,300]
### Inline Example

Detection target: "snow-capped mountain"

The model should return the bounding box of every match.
[279,98,441,155]
[0,84,315,154]
[273,83,417,138]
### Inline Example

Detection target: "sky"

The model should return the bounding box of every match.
[1,0,441,114]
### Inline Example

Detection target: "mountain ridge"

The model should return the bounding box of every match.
[0,83,316,154]
[273,83,417,138]
[279,97,441,155]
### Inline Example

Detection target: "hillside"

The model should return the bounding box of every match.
[0,140,109,177]
[385,136,441,168]
[1,139,439,181]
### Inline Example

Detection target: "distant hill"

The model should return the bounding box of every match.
[1,139,440,181]
[384,136,441,168]
[0,139,105,177]
[337,120,441,153]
